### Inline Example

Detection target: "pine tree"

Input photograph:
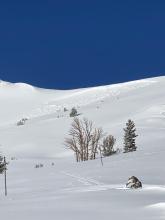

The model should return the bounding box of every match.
[70,107,78,117]
[0,156,6,174]
[123,119,138,153]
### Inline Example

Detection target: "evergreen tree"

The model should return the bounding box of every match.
[70,107,78,117]
[0,155,6,174]
[123,119,138,153]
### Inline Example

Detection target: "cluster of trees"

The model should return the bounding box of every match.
[65,117,137,162]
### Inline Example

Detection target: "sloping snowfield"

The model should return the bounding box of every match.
[0,76,165,219]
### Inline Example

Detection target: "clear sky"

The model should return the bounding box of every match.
[0,0,164,89]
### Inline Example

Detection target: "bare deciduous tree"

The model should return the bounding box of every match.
[90,127,103,160]
[65,117,103,162]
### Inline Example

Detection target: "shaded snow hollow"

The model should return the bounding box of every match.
[0,76,165,220]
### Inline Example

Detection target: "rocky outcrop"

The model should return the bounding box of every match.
[126,176,142,189]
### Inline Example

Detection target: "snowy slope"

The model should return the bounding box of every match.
[0,76,165,220]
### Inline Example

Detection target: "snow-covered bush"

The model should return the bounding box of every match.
[35,164,44,168]
[17,118,28,126]
[70,107,78,117]
[11,157,17,160]
[101,135,117,157]
[64,107,68,112]
[123,119,138,153]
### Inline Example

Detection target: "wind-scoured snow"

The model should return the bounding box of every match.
[0,76,165,220]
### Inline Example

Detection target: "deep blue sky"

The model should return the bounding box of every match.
[0,0,164,89]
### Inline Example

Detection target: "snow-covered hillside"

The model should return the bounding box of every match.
[0,76,165,219]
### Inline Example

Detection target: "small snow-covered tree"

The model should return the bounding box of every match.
[70,107,78,117]
[0,155,8,196]
[123,119,138,153]
[102,135,116,157]
[0,155,6,174]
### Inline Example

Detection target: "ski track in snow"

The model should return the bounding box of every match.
[61,171,128,193]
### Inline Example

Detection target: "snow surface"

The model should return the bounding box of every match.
[0,76,165,219]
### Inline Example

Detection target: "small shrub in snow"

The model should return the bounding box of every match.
[35,164,44,168]
[123,119,138,153]
[17,118,28,126]
[11,157,16,160]
[101,135,117,157]
[70,107,78,117]
[64,107,68,112]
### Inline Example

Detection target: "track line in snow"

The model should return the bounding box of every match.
[61,171,103,186]
[61,171,128,193]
